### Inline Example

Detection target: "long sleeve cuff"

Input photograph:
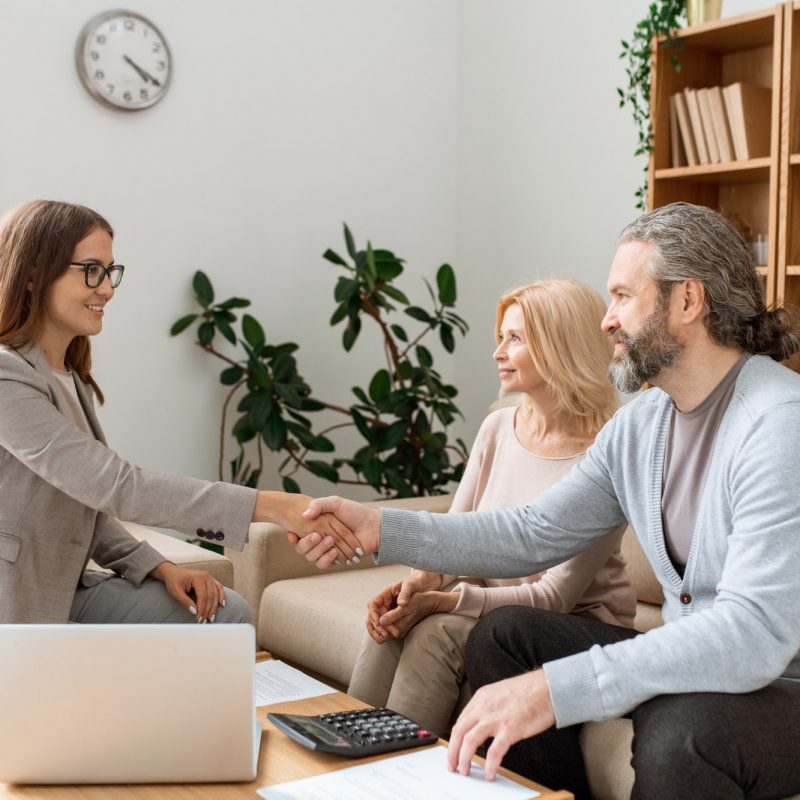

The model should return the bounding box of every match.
[376,508,423,565]
[542,649,605,728]
[451,582,485,618]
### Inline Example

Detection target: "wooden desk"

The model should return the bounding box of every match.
[0,656,572,800]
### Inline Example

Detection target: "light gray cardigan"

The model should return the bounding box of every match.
[377,355,800,728]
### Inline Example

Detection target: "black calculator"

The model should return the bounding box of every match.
[267,707,438,757]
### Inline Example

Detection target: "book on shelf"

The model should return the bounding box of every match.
[672,91,699,167]
[722,82,772,161]
[696,88,720,163]
[707,86,735,163]
[669,94,688,167]
[683,88,711,165]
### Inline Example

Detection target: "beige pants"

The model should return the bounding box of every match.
[347,612,476,734]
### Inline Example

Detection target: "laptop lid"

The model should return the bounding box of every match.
[0,624,259,784]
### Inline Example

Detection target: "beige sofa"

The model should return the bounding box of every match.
[225,495,668,800]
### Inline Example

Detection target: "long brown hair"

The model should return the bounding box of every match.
[0,200,113,402]
[496,279,617,437]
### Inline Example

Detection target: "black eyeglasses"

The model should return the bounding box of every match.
[69,262,125,288]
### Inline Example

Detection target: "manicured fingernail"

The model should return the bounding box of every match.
[335,559,342,566]
[188,605,197,616]
[352,555,360,563]
[222,599,226,607]
[210,614,216,623]
[356,547,364,556]
[197,616,204,623]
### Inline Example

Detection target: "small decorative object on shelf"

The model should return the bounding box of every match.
[687,0,723,27]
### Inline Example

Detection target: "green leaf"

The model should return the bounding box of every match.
[329,303,348,326]
[275,382,304,408]
[334,276,359,303]
[220,365,244,385]
[299,397,326,412]
[306,460,339,483]
[390,324,408,342]
[170,314,198,336]
[272,353,295,383]
[232,415,256,444]
[368,369,391,402]
[365,241,378,281]
[216,319,237,345]
[219,297,250,309]
[241,314,265,350]
[415,345,433,368]
[343,317,361,351]
[282,476,302,494]
[440,323,455,353]
[375,259,404,280]
[323,248,349,267]
[351,409,374,442]
[436,263,456,306]
[262,414,287,450]
[248,391,273,430]
[381,420,407,451]
[351,386,370,405]
[382,284,410,305]
[405,306,433,324]
[197,321,214,346]
[343,224,357,260]
[193,271,214,307]
[363,457,383,488]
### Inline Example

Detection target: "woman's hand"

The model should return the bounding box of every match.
[397,569,444,605]
[365,581,402,644]
[379,590,459,639]
[150,562,225,623]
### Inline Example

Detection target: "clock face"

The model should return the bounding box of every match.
[75,10,172,111]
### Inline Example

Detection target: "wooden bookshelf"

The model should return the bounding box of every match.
[648,5,785,305]
[777,2,800,307]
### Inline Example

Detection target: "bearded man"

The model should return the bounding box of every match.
[294,203,800,800]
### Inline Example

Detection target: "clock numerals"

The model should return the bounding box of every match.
[77,11,171,110]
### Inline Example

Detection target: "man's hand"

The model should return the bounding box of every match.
[150,562,225,623]
[447,669,556,781]
[288,496,381,569]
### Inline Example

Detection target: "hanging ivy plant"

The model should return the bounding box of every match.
[618,0,687,209]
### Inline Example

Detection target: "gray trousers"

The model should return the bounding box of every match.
[70,576,252,625]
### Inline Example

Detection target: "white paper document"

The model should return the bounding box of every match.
[254,659,336,707]
[257,746,539,799]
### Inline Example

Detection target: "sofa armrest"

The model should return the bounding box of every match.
[88,521,234,587]
[226,494,454,630]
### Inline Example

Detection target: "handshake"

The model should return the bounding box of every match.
[287,495,459,643]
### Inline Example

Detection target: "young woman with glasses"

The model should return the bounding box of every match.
[0,200,356,625]
[345,279,636,735]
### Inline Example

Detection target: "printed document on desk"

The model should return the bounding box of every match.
[255,659,336,707]
[257,746,539,799]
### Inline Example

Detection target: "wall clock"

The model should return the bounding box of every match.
[75,10,172,111]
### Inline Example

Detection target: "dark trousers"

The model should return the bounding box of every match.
[465,607,800,800]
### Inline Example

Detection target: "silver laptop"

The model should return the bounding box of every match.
[0,624,261,784]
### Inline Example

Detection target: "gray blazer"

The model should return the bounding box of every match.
[0,342,257,623]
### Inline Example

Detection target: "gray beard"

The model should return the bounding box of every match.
[607,310,683,393]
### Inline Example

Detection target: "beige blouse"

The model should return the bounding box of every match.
[447,406,636,628]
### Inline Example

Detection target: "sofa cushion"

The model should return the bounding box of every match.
[258,563,411,687]
[621,526,663,606]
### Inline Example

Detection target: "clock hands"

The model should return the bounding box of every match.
[122,54,162,88]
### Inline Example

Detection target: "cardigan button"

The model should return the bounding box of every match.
[680,593,692,605]
[196,528,206,538]
[215,531,224,541]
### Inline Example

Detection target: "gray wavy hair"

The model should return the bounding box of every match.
[617,202,800,361]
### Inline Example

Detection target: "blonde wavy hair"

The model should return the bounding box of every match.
[496,279,616,436]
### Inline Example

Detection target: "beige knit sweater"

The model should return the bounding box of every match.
[448,406,636,628]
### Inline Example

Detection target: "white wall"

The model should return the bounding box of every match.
[0,0,771,496]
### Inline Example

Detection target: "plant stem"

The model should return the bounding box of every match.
[219,377,248,480]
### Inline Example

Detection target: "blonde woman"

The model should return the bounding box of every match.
[347,279,636,733]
